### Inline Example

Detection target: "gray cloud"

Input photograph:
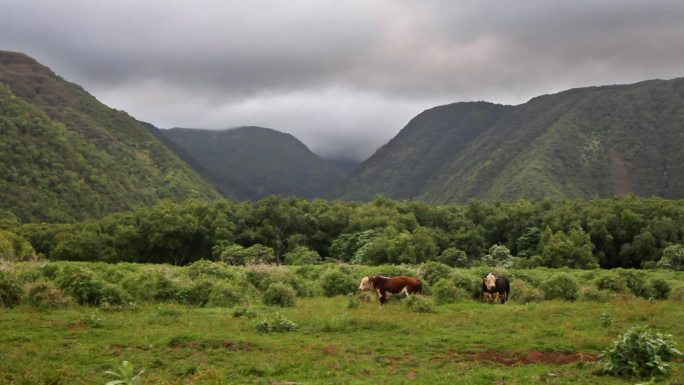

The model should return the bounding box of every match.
[2,0,684,160]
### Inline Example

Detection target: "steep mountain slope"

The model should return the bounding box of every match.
[339,78,684,202]
[0,51,221,222]
[157,126,352,200]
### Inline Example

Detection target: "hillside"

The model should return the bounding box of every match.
[157,126,352,200]
[339,78,684,202]
[0,51,221,222]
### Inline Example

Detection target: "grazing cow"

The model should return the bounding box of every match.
[482,272,510,304]
[358,276,422,306]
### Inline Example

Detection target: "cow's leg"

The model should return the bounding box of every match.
[401,286,410,299]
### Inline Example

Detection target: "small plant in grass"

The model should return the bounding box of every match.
[404,295,434,313]
[347,293,360,309]
[80,313,103,328]
[104,360,144,385]
[600,325,682,379]
[255,313,299,333]
[599,311,613,328]
[232,307,257,319]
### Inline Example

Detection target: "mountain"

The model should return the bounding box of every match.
[339,78,684,202]
[0,51,221,222]
[156,126,353,200]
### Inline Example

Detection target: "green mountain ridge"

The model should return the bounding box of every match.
[157,126,353,200]
[339,78,684,202]
[0,51,221,222]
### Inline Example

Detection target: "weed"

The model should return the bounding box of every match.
[104,360,144,385]
[600,325,682,379]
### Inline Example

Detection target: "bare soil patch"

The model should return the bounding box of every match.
[467,351,597,366]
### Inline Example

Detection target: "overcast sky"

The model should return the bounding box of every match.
[2,1,684,160]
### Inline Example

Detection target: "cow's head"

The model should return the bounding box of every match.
[358,276,374,291]
[484,273,496,291]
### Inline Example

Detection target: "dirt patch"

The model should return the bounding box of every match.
[610,149,631,195]
[220,340,251,351]
[67,323,89,330]
[467,351,597,366]
[322,344,338,355]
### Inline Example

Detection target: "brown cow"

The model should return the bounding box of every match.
[358,276,422,306]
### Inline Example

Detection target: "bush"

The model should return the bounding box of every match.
[347,293,360,309]
[422,261,452,286]
[431,279,468,304]
[600,325,682,378]
[284,246,321,265]
[656,244,684,270]
[581,286,612,303]
[180,279,214,306]
[262,283,297,307]
[647,277,670,300]
[670,285,684,301]
[320,269,357,297]
[207,281,246,307]
[0,270,22,308]
[56,266,108,305]
[617,270,650,298]
[511,280,544,304]
[405,295,435,313]
[449,271,482,298]
[186,260,235,280]
[256,313,299,333]
[594,273,628,293]
[27,280,71,308]
[541,273,579,301]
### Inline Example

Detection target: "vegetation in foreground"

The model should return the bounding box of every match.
[1,261,683,383]
[1,295,683,384]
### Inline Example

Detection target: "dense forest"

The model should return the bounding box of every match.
[2,195,684,270]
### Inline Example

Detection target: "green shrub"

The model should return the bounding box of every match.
[656,244,684,270]
[581,286,612,303]
[347,293,360,309]
[56,266,108,305]
[284,246,321,265]
[79,313,103,328]
[600,311,613,328]
[186,260,235,280]
[422,261,452,286]
[41,263,60,279]
[600,325,682,378]
[262,283,297,307]
[27,280,71,308]
[541,273,579,301]
[617,270,650,298]
[0,270,22,308]
[232,307,257,319]
[320,269,357,297]
[207,281,246,307]
[647,277,670,300]
[180,279,214,306]
[104,360,144,385]
[431,279,468,304]
[594,273,628,293]
[511,280,544,304]
[449,271,482,298]
[405,295,435,313]
[256,313,299,333]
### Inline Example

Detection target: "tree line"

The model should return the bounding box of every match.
[2,195,684,269]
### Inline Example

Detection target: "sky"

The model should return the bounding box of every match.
[2,1,684,161]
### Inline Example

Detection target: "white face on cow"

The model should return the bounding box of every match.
[358,276,373,291]
[484,273,496,290]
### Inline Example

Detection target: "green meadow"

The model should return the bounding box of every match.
[1,261,683,384]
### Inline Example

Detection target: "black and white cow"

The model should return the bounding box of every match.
[482,272,510,304]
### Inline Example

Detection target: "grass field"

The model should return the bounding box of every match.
[2,296,683,384]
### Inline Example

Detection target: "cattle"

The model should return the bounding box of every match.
[482,272,510,304]
[358,276,422,306]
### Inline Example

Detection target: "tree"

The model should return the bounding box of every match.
[657,244,684,270]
